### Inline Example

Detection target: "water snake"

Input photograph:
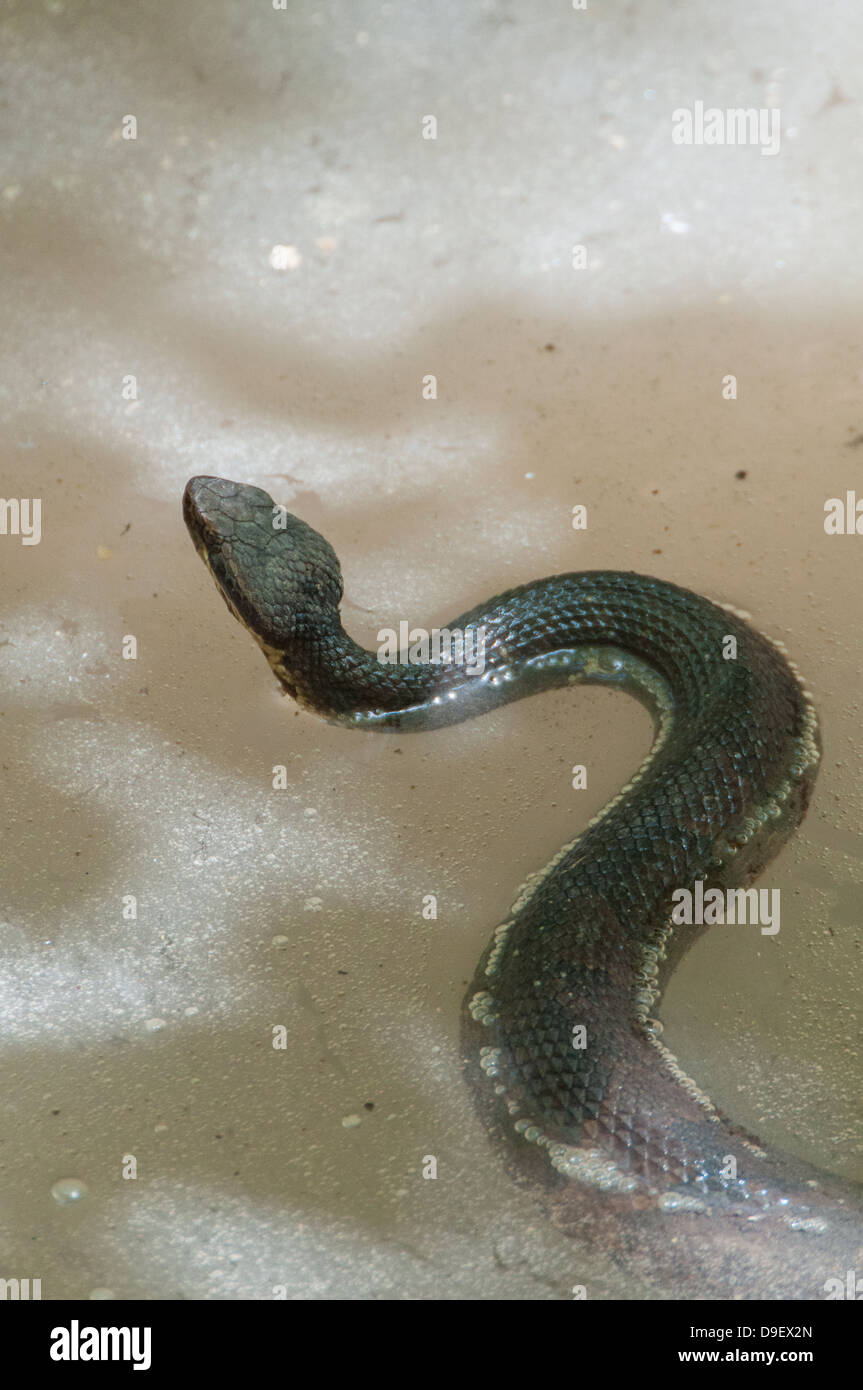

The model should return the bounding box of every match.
[183,474,862,1299]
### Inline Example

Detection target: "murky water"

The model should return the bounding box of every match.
[0,0,860,1300]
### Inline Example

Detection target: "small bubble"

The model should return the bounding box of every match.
[269,243,302,270]
[788,1216,827,1234]
[143,1017,166,1033]
[89,1287,115,1300]
[341,1114,362,1129]
[51,1177,88,1206]
[661,212,690,235]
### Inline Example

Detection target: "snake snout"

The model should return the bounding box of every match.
[184,475,345,648]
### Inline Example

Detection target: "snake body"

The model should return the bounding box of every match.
[184,475,862,1298]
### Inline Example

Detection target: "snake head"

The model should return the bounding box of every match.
[183,476,344,651]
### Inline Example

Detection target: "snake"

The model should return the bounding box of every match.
[183,474,862,1299]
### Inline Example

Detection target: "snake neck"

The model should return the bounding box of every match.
[268,571,800,736]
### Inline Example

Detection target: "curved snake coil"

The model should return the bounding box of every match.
[184,475,862,1299]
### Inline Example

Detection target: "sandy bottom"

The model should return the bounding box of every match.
[0,0,860,1299]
